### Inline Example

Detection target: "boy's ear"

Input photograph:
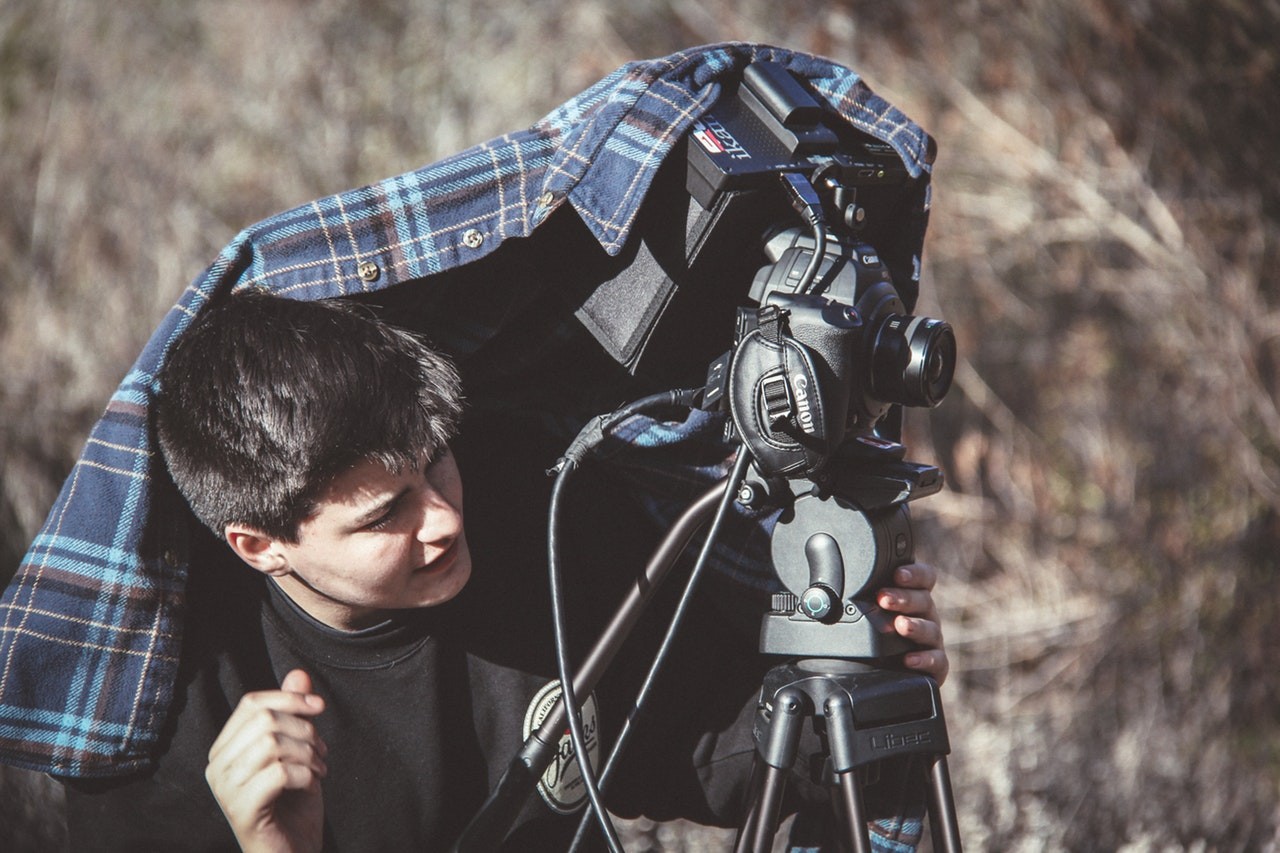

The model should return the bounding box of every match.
[224,525,291,576]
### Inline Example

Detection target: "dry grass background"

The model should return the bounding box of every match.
[3,0,1279,850]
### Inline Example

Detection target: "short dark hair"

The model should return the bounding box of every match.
[154,289,463,542]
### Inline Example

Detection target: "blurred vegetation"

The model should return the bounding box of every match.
[2,0,1278,850]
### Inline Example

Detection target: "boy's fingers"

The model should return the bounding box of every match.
[894,614,942,649]
[209,686,325,765]
[210,713,321,779]
[212,691,321,747]
[883,564,949,685]
[239,731,328,779]
[207,711,329,809]
[209,731,327,790]
[239,760,319,805]
[903,648,950,684]
[234,685,325,720]
[878,587,938,619]
[209,750,325,822]
[280,668,314,696]
[894,562,938,590]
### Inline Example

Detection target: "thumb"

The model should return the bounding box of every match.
[281,668,313,695]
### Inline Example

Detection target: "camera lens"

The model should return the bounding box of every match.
[869,314,956,407]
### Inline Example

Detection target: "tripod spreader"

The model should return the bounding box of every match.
[735,659,961,853]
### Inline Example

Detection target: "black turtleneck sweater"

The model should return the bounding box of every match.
[62,554,598,852]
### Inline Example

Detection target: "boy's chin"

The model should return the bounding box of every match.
[413,557,472,607]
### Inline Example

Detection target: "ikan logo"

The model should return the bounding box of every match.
[692,118,752,160]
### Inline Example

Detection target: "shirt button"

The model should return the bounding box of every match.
[539,191,555,207]
[463,229,484,249]
[357,260,381,282]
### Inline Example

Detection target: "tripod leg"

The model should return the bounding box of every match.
[734,686,806,853]
[927,754,964,853]
[734,755,768,853]
[734,762,790,853]
[833,768,873,853]
[825,693,875,853]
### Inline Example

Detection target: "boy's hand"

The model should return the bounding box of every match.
[206,669,328,853]
[878,563,950,685]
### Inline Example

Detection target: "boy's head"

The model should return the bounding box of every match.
[154,288,464,545]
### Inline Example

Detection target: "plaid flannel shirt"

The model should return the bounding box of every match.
[0,42,932,788]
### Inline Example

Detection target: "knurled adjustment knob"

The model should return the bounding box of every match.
[771,592,799,614]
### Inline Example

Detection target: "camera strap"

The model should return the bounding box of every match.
[728,306,831,477]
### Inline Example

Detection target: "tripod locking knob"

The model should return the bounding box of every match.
[800,585,839,621]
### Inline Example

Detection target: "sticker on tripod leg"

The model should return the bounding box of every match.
[522,680,601,814]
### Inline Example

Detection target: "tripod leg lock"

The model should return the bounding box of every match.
[756,663,951,773]
[823,692,859,773]
[756,685,808,769]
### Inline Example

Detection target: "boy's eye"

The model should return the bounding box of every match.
[362,498,403,531]
[365,511,395,531]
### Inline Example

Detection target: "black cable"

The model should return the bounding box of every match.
[799,219,828,295]
[569,447,754,852]
[547,388,702,853]
[779,171,828,295]
[548,457,623,853]
[556,388,702,470]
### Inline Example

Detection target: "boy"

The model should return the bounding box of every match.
[62,288,948,851]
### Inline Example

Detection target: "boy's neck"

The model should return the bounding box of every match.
[269,574,386,632]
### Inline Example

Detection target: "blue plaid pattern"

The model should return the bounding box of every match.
[0,42,931,779]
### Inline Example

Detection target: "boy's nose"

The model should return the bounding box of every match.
[414,492,460,545]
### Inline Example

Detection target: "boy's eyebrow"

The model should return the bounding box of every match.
[350,486,411,528]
